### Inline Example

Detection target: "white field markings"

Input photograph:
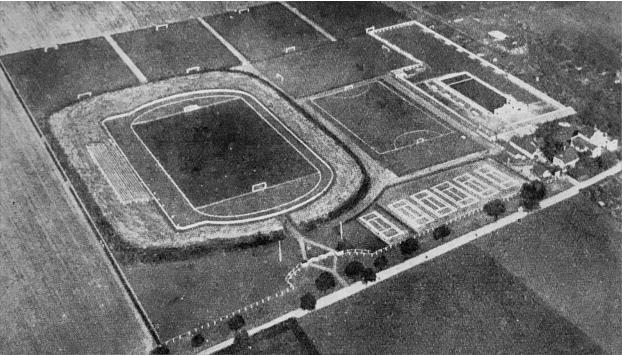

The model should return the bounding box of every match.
[311,79,452,155]
[199,161,622,355]
[196,172,319,210]
[196,17,250,66]
[103,34,148,84]
[102,89,333,228]
[358,210,407,244]
[370,20,573,111]
[279,2,337,42]
[129,95,326,218]
[431,181,479,208]
[131,96,237,125]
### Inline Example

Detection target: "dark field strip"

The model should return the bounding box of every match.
[254,36,413,98]
[450,78,508,113]
[290,1,407,40]
[112,19,239,81]
[132,98,317,207]
[0,37,138,122]
[300,244,602,354]
[205,2,329,62]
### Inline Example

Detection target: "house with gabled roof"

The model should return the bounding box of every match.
[589,128,619,152]
[508,135,544,161]
[571,135,602,158]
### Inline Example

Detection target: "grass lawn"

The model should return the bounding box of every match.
[132,98,316,207]
[300,243,602,354]
[205,3,329,62]
[448,77,508,113]
[312,80,452,154]
[123,237,302,341]
[254,36,413,98]
[1,37,138,122]
[290,1,407,40]
[475,194,622,354]
[112,19,239,81]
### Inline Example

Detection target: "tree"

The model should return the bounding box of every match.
[361,268,376,283]
[151,345,170,355]
[344,261,365,279]
[191,333,206,348]
[400,238,419,258]
[300,292,316,310]
[432,224,451,240]
[597,150,618,170]
[315,271,336,292]
[520,180,547,210]
[335,239,355,251]
[228,314,245,332]
[232,329,251,352]
[483,199,506,220]
[373,255,388,271]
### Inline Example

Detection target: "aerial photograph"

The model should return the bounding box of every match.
[1,1,620,354]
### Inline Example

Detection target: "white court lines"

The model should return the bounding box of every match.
[102,89,334,229]
[311,80,453,155]
[196,17,250,66]
[279,2,337,42]
[104,34,148,84]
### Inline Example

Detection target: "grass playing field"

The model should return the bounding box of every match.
[300,243,602,354]
[132,97,317,207]
[205,2,329,62]
[445,76,508,113]
[111,19,240,81]
[0,37,138,122]
[312,80,452,155]
[254,36,413,98]
[290,1,407,40]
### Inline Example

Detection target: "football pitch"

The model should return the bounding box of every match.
[311,80,452,155]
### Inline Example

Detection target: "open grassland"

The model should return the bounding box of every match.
[254,36,413,98]
[300,243,602,354]
[0,1,267,55]
[206,2,329,62]
[0,72,150,353]
[290,1,407,40]
[112,19,239,81]
[475,194,622,354]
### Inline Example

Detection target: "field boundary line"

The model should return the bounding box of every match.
[279,2,337,42]
[196,17,250,66]
[104,35,148,84]
[200,163,622,355]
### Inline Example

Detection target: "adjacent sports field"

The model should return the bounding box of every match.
[290,1,407,39]
[205,2,329,62]
[111,19,239,81]
[104,90,331,227]
[312,80,452,154]
[0,37,138,122]
[300,244,602,354]
[132,97,317,207]
[309,79,485,175]
[254,36,413,98]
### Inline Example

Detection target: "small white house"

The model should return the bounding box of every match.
[488,30,508,41]
[589,128,619,152]
[553,147,579,170]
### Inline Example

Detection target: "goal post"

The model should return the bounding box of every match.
[186,66,200,74]
[252,182,267,192]
[77,92,92,100]
[284,46,296,54]
[155,23,169,31]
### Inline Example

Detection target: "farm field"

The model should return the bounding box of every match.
[205,2,329,62]
[310,79,485,175]
[475,194,622,354]
[290,1,407,40]
[254,36,413,98]
[0,37,139,122]
[0,72,150,353]
[112,19,239,81]
[131,97,317,207]
[300,243,602,354]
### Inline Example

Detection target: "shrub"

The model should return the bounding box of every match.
[191,333,205,348]
[361,268,376,283]
[483,199,506,220]
[300,292,316,310]
[373,255,388,270]
[335,239,355,251]
[432,224,451,240]
[400,238,419,257]
[344,261,365,279]
[228,314,245,331]
[315,271,336,292]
